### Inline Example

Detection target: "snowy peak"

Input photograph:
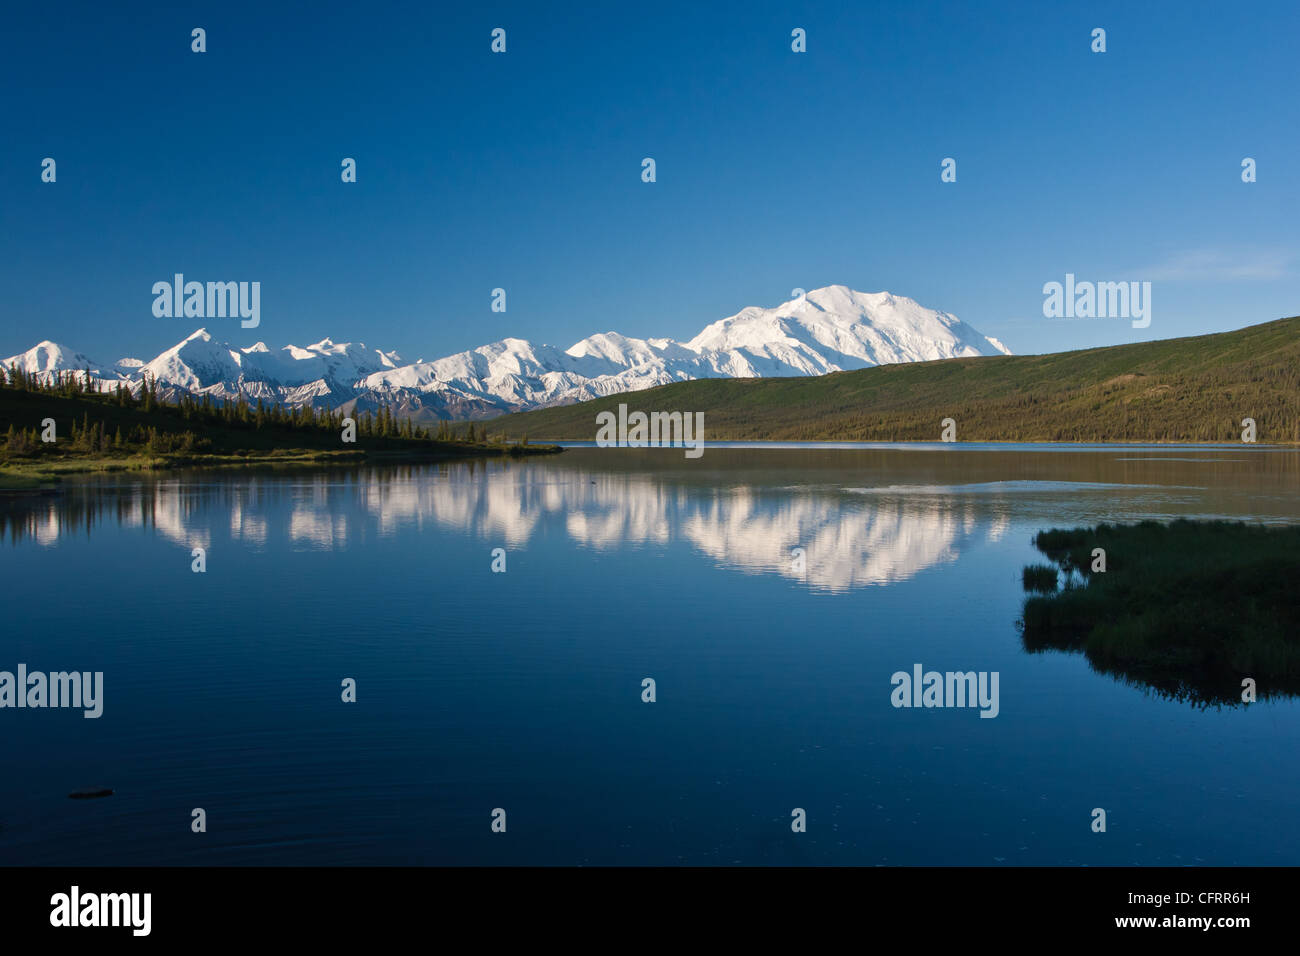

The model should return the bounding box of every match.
[3,340,112,376]
[139,328,242,389]
[566,331,658,366]
[3,287,1011,417]
[687,286,1008,368]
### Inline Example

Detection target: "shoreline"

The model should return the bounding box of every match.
[528,438,1297,448]
[0,443,563,492]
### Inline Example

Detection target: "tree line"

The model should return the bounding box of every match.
[0,364,510,458]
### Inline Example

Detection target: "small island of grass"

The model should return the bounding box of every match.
[1020,519,1300,705]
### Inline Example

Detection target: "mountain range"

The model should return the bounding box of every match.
[3,286,1011,421]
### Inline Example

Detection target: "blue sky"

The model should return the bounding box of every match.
[1,0,1296,363]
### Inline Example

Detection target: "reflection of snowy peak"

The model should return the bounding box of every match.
[26,463,1007,592]
[3,286,1011,420]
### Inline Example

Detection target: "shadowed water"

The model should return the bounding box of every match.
[1,444,1298,865]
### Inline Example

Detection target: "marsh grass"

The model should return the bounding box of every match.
[1020,519,1300,705]
[1022,564,1059,593]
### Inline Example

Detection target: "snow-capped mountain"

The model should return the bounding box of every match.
[3,341,121,378]
[686,287,1009,372]
[3,286,1012,420]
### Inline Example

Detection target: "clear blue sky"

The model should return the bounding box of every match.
[1,0,1296,363]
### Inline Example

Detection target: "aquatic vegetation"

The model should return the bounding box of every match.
[1020,519,1300,705]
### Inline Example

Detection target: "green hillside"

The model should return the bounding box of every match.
[488,315,1300,443]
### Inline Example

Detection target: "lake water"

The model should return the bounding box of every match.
[2,443,1298,865]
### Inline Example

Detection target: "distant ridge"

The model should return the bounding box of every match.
[487,315,1300,444]
[2,287,1009,421]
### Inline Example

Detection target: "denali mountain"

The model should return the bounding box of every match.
[3,286,1012,422]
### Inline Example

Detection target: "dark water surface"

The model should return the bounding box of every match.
[2,444,1297,865]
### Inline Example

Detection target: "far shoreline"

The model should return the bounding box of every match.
[541,439,1297,449]
[0,443,564,493]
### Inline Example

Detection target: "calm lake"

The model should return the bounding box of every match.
[2,443,1298,865]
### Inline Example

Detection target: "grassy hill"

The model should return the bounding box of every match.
[488,315,1300,443]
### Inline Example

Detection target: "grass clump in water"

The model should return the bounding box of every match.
[1019,519,1300,705]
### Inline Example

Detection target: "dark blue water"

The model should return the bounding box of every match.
[2,444,1298,865]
